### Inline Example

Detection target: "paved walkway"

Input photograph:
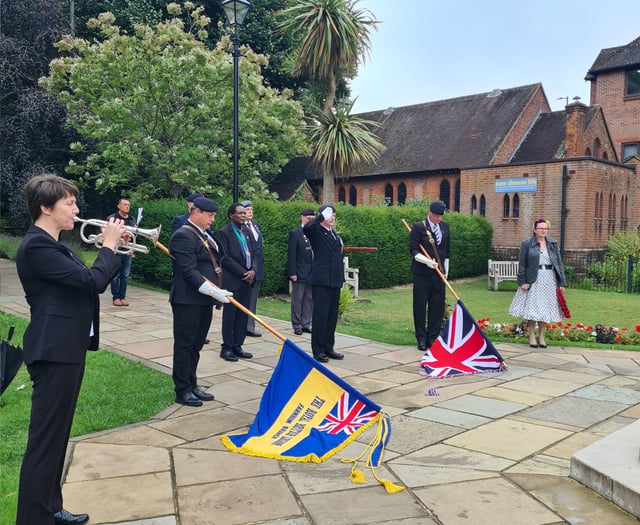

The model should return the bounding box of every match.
[1,258,639,525]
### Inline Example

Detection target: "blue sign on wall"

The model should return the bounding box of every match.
[495,177,537,193]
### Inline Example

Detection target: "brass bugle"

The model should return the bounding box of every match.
[74,217,161,256]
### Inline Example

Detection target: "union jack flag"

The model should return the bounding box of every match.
[316,392,378,435]
[421,300,504,378]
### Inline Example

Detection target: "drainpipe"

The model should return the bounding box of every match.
[560,164,568,258]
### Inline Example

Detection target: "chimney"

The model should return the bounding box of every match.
[565,96,587,158]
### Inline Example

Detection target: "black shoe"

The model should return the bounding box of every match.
[175,392,203,407]
[204,338,210,344]
[302,326,312,333]
[294,328,303,335]
[221,352,239,362]
[233,350,253,359]
[246,330,262,337]
[54,509,89,525]
[326,351,344,360]
[192,387,214,401]
[417,338,427,351]
[314,354,329,363]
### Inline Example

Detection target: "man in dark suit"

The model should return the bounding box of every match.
[171,193,204,236]
[217,203,256,362]
[409,200,451,351]
[16,174,126,525]
[303,205,345,362]
[169,197,232,407]
[288,208,315,335]
[241,200,264,337]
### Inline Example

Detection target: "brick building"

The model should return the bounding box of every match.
[273,36,640,264]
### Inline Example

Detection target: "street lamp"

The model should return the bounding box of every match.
[221,0,251,203]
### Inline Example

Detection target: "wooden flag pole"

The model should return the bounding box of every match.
[401,219,460,301]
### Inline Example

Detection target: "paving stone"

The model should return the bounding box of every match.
[503,455,570,476]
[500,376,584,397]
[570,383,640,404]
[435,393,528,418]
[392,443,515,471]
[533,368,607,385]
[85,425,185,448]
[149,406,254,441]
[519,396,628,428]
[409,405,490,428]
[101,517,176,525]
[474,385,551,406]
[384,414,463,454]
[389,463,499,488]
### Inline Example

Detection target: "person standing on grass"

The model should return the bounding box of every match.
[106,198,136,306]
[288,208,315,335]
[16,173,126,525]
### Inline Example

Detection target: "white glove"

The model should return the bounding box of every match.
[198,281,233,303]
[444,258,450,279]
[414,253,438,269]
[321,207,333,221]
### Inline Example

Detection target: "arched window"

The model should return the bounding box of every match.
[585,147,592,156]
[349,186,357,206]
[503,194,510,218]
[593,138,601,158]
[439,179,450,209]
[602,150,608,160]
[471,195,477,215]
[480,195,486,217]
[512,193,520,218]
[338,186,346,204]
[397,183,407,204]
[384,183,394,206]
[454,180,461,212]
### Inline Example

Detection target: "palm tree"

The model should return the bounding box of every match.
[278,0,381,204]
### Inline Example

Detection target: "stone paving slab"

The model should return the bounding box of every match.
[520,395,630,428]
[434,393,528,418]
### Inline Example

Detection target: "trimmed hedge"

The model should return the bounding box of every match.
[130,199,493,295]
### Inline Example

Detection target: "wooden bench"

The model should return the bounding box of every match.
[343,257,359,297]
[488,259,519,290]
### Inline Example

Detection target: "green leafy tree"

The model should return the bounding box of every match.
[40,3,308,200]
[278,0,381,204]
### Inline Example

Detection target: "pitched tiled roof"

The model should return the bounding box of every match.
[585,36,640,79]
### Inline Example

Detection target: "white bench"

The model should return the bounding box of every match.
[343,257,359,297]
[488,259,519,290]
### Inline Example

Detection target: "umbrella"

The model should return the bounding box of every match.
[1,326,24,395]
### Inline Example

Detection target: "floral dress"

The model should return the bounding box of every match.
[509,249,563,322]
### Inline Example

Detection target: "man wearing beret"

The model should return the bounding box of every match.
[171,193,204,236]
[409,200,451,351]
[303,204,345,362]
[288,208,315,335]
[241,200,264,338]
[169,197,233,406]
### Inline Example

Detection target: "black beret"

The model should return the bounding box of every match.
[240,200,252,208]
[318,204,336,216]
[429,200,446,215]
[186,193,204,202]
[301,208,315,216]
[192,197,219,213]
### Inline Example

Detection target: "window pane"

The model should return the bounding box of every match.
[622,143,639,160]
[626,69,640,96]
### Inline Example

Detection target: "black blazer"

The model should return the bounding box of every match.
[244,220,264,281]
[409,219,451,275]
[303,216,345,288]
[218,223,256,291]
[169,224,222,305]
[16,225,120,364]
[287,226,313,281]
[171,212,189,236]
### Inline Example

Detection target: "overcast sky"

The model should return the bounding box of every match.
[349,0,640,114]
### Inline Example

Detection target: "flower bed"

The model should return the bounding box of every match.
[476,318,640,347]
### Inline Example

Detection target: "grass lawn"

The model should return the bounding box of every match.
[0,312,174,525]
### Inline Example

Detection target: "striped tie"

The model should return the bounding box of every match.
[433,224,442,244]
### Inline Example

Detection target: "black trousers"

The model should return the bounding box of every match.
[412,271,446,345]
[172,303,212,395]
[17,360,85,525]
[221,282,252,355]
[311,285,340,357]
[290,280,313,330]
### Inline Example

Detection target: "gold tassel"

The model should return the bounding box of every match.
[350,469,367,484]
[377,477,405,494]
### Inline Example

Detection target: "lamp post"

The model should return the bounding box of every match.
[221,0,251,203]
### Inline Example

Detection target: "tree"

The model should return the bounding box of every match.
[278,0,381,204]
[40,3,308,200]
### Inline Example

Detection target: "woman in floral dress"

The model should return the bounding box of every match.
[509,219,567,347]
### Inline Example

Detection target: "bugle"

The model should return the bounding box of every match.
[74,217,161,255]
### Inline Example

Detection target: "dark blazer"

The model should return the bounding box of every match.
[517,235,567,287]
[244,220,264,281]
[218,223,256,291]
[171,212,189,236]
[287,226,313,281]
[16,225,120,364]
[409,219,450,275]
[303,215,345,288]
[169,224,221,305]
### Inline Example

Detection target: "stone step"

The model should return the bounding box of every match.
[570,419,640,519]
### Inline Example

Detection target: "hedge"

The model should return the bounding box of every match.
[130,199,493,295]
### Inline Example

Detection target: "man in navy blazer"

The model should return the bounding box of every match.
[169,197,232,407]
[303,204,345,362]
[16,174,126,525]
[171,193,203,236]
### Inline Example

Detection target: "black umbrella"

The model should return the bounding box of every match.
[1,326,24,395]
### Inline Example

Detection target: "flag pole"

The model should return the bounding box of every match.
[155,240,287,342]
[401,219,460,301]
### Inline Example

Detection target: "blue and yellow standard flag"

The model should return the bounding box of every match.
[221,339,403,493]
